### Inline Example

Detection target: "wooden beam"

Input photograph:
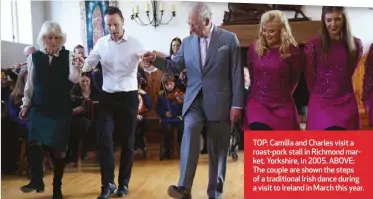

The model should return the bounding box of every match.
[219,20,322,47]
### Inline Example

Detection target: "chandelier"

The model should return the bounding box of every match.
[131,1,176,29]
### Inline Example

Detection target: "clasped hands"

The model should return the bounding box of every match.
[142,51,242,123]
[142,50,167,66]
[72,54,85,69]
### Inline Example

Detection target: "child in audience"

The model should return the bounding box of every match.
[156,73,184,160]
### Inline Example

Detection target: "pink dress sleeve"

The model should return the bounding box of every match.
[304,38,317,93]
[363,43,373,104]
[289,45,304,92]
[247,44,254,87]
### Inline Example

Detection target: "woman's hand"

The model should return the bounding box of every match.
[138,89,146,95]
[365,106,370,115]
[179,71,185,80]
[19,106,29,120]
[73,106,85,115]
[73,55,84,69]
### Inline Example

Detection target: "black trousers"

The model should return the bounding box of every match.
[97,90,138,187]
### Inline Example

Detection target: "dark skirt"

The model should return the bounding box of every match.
[28,106,72,151]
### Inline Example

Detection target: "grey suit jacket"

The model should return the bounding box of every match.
[153,26,245,121]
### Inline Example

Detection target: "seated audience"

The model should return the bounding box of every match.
[8,69,29,138]
[67,72,98,164]
[1,70,28,174]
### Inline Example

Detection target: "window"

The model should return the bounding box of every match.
[1,0,33,45]
[1,0,14,42]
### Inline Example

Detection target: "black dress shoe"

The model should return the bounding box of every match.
[168,185,191,199]
[97,183,117,199]
[117,186,128,197]
[20,180,45,193]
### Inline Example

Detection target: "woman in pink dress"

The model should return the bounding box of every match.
[363,43,373,127]
[304,6,363,130]
[245,10,303,130]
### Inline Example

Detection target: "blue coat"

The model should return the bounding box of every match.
[156,91,183,127]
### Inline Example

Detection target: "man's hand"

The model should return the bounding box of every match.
[142,51,156,63]
[19,106,29,120]
[230,108,242,123]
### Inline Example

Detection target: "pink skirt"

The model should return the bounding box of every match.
[244,98,300,130]
[306,93,361,130]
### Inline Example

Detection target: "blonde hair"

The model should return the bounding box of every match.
[255,10,297,58]
[37,21,66,50]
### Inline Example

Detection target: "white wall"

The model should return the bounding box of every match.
[30,1,373,56]
[31,1,46,46]
[1,1,46,69]
[44,1,82,53]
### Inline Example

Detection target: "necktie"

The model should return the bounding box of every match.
[200,37,208,67]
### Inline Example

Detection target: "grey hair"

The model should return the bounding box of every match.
[36,21,66,50]
[191,2,212,21]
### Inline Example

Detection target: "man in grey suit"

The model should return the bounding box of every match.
[142,2,244,199]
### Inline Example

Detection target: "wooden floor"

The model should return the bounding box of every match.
[1,149,244,199]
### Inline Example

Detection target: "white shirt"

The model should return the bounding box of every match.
[21,49,81,108]
[82,34,145,93]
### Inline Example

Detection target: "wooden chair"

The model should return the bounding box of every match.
[141,117,163,159]
[76,99,99,171]
[144,117,181,160]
